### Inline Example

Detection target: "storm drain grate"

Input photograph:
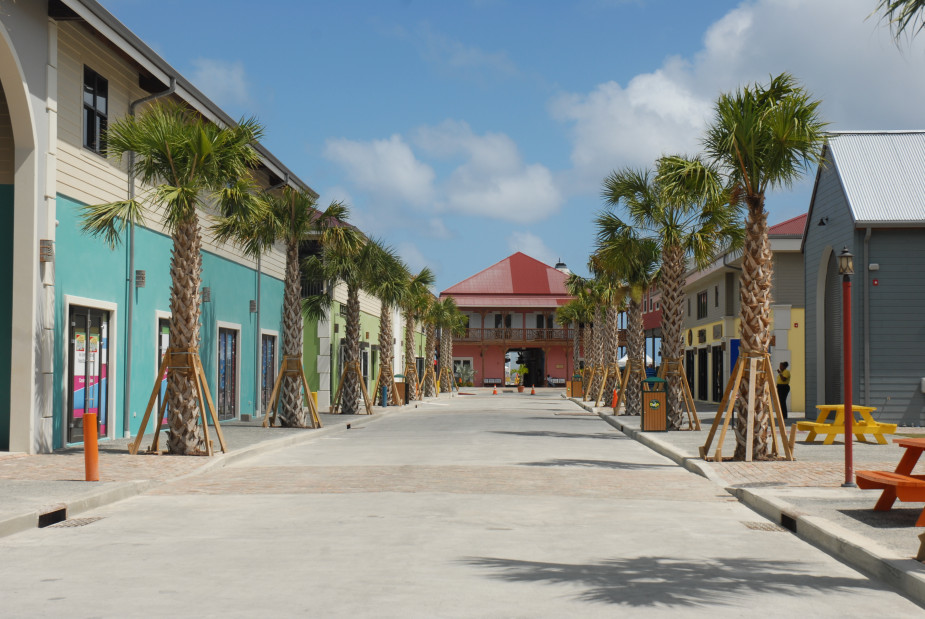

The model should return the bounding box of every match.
[47,517,104,528]
[742,520,787,532]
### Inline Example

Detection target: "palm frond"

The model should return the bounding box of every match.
[79,199,146,249]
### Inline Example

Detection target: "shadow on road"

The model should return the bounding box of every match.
[838,507,925,529]
[462,555,881,607]
[490,430,625,440]
[517,458,674,470]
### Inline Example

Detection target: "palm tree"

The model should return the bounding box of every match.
[401,268,435,401]
[592,227,660,416]
[215,187,348,428]
[565,274,603,395]
[874,0,925,41]
[80,101,262,455]
[556,298,592,380]
[367,249,410,406]
[434,297,463,392]
[588,256,626,402]
[700,73,825,457]
[421,294,440,397]
[604,159,741,429]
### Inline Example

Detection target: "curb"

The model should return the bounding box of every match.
[0,401,424,541]
[561,396,925,607]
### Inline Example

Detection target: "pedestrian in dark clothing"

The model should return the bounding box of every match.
[776,362,791,419]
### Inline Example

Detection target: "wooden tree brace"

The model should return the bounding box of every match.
[658,357,701,431]
[263,355,322,429]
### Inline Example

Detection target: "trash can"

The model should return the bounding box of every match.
[394,374,407,404]
[641,377,667,431]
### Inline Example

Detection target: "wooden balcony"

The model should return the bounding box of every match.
[454,328,575,344]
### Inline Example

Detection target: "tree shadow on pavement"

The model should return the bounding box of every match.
[490,430,625,440]
[838,507,925,529]
[462,555,881,607]
[517,458,674,470]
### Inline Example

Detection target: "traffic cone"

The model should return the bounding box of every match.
[492,386,497,395]
[530,386,536,395]
[610,389,618,408]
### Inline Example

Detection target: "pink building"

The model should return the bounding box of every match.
[440,253,575,388]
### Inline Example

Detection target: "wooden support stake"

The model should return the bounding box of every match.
[711,355,746,462]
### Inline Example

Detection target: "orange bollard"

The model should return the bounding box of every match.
[83,412,99,482]
[492,386,498,395]
[530,386,536,395]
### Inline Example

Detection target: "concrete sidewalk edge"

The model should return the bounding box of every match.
[560,396,925,608]
[0,399,429,540]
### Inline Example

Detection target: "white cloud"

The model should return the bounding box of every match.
[189,58,253,109]
[397,242,438,278]
[323,134,436,206]
[418,25,517,78]
[507,231,558,267]
[426,218,453,239]
[552,0,925,194]
[415,120,563,221]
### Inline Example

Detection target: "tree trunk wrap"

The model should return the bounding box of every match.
[625,298,644,416]
[602,305,620,396]
[403,310,418,400]
[424,323,437,397]
[661,244,687,430]
[734,200,773,459]
[342,284,362,414]
[279,240,307,427]
[167,217,205,454]
[378,305,394,402]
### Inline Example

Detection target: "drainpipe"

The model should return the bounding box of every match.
[259,175,289,416]
[123,78,176,437]
[863,227,872,406]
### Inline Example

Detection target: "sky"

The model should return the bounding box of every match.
[100,0,925,293]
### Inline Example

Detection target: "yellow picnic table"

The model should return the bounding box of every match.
[796,404,897,445]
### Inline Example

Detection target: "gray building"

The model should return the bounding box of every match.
[803,131,925,425]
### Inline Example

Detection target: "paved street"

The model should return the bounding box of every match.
[1,393,922,617]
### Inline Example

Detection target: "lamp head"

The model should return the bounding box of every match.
[838,247,854,276]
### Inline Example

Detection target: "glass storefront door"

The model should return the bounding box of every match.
[217,328,237,421]
[157,318,170,425]
[67,306,110,444]
[261,334,276,412]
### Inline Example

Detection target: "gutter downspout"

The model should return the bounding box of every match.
[864,227,872,407]
[258,175,289,416]
[123,78,176,437]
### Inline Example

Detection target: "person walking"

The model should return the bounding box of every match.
[776,362,791,420]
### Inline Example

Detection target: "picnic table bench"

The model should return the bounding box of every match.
[796,404,897,445]
[857,438,925,526]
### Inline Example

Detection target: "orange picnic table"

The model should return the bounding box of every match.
[796,404,897,445]
[857,438,925,526]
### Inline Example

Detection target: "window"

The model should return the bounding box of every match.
[714,285,719,307]
[655,301,660,310]
[83,67,108,154]
[504,314,512,328]
[697,291,708,319]
[494,313,502,328]
[536,314,544,329]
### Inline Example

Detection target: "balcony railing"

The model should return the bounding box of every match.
[454,328,574,343]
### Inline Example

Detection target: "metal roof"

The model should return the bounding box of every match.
[441,253,569,297]
[768,213,806,237]
[827,131,925,225]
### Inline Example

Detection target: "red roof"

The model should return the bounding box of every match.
[769,213,807,237]
[441,253,570,307]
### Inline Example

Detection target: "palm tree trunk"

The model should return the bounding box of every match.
[588,306,605,397]
[440,328,451,392]
[573,325,581,377]
[378,304,395,403]
[734,200,773,459]
[625,298,645,416]
[166,217,204,454]
[341,283,362,414]
[583,323,592,387]
[661,244,687,430]
[423,323,437,397]
[279,239,307,427]
[403,310,418,400]
[602,305,619,398]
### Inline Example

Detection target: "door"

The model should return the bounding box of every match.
[157,318,170,425]
[261,334,276,412]
[824,252,843,403]
[67,306,110,444]
[217,328,237,421]
[684,349,695,397]
[711,345,723,402]
[697,348,708,400]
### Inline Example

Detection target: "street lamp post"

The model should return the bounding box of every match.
[839,247,856,488]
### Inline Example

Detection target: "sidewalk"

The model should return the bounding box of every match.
[0,395,452,539]
[567,395,925,605]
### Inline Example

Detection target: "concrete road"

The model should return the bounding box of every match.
[1,392,922,617]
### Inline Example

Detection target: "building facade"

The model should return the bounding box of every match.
[803,131,925,425]
[440,253,574,388]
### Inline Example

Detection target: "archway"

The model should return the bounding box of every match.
[0,23,39,452]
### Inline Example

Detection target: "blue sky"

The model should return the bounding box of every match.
[101,0,925,292]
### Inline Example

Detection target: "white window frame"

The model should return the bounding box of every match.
[62,295,119,444]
